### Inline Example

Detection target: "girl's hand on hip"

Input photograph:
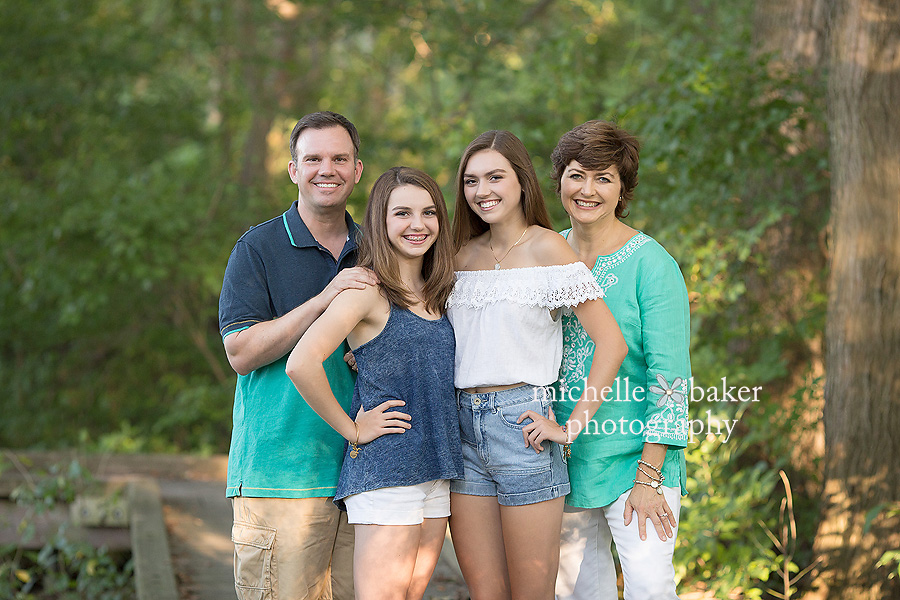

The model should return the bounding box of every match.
[355,400,410,443]
[518,410,566,453]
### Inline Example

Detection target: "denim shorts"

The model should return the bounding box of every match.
[450,384,570,506]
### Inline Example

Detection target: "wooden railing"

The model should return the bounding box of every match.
[1,450,228,600]
[129,477,179,600]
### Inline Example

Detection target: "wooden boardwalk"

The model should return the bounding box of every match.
[160,478,234,600]
[160,477,468,600]
[1,451,468,600]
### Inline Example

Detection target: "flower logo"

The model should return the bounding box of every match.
[649,374,685,407]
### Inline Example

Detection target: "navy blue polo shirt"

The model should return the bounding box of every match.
[219,201,360,498]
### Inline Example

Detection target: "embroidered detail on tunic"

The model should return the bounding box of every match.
[559,316,593,396]
[648,374,686,408]
[558,236,649,395]
[447,262,604,310]
[645,376,690,443]
[591,233,651,285]
[599,273,618,293]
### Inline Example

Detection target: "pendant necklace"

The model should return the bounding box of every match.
[405,284,425,304]
[490,227,529,270]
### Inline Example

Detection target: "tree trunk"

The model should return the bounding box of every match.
[754,0,827,66]
[813,0,900,597]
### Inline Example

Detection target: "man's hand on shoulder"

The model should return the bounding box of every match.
[224,267,378,376]
[318,267,379,307]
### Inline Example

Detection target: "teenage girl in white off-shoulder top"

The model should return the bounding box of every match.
[445,130,628,600]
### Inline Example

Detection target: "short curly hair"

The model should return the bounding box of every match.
[550,121,640,219]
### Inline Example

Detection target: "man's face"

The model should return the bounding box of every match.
[289,126,363,212]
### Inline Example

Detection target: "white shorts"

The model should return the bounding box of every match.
[344,479,451,526]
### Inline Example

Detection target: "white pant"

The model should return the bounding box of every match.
[556,486,681,600]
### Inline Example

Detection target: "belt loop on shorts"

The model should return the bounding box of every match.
[456,389,461,410]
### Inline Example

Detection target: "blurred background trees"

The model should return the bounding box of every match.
[1,0,897,596]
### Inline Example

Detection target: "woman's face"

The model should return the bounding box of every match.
[385,184,440,260]
[462,149,524,225]
[559,160,622,226]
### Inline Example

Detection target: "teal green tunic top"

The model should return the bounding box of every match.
[553,231,691,508]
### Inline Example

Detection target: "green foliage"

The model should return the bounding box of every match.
[677,428,782,598]
[676,379,824,597]
[1,0,233,450]
[0,0,639,451]
[610,2,828,595]
[1,535,134,600]
[865,502,900,580]
[10,461,92,520]
[1,2,830,594]
[2,460,134,599]
[877,550,900,580]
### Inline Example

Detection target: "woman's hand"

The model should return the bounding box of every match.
[354,400,411,444]
[624,484,676,541]
[517,410,567,453]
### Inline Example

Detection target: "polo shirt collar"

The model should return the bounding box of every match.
[282,200,359,249]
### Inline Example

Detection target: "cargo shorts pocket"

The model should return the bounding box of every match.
[233,520,276,600]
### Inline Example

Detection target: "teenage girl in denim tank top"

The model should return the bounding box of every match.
[446,131,628,600]
[287,167,461,600]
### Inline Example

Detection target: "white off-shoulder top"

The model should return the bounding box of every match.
[446,262,604,389]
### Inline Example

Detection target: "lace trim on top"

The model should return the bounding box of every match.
[447,262,604,310]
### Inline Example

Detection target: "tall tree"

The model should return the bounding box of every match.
[813,0,900,597]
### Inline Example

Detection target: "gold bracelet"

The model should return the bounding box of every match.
[349,423,361,459]
[560,425,571,460]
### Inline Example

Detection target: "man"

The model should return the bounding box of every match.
[219,111,375,600]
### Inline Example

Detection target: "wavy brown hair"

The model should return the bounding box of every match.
[452,130,554,251]
[550,120,640,219]
[357,167,455,315]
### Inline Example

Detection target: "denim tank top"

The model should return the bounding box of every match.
[334,304,463,508]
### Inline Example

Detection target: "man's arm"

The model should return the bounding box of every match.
[224,266,378,375]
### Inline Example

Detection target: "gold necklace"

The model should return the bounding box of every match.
[405,285,425,304]
[489,227,529,270]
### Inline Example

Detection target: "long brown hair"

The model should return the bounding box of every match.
[357,167,455,315]
[452,130,554,251]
